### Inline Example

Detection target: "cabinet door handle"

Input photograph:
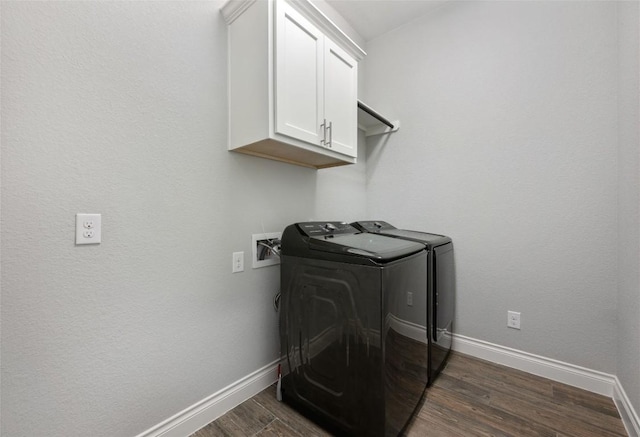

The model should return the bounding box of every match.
[327,121,332,148]
[320,119,326,145]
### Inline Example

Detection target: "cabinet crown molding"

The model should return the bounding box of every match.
[220,0,366,61]
[220,0,256,24]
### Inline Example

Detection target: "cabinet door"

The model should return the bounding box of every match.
[323,39,358,158]
[275,2,324,146]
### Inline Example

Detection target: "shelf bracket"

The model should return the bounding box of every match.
[357,100,400,137]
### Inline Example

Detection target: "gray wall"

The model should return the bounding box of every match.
[362,1,619,373]
[0,2,366,436]
[2,1,638,436]
[617,0,640,419]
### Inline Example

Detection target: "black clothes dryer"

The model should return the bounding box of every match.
[352,221,454,385]
[279,222,429,437]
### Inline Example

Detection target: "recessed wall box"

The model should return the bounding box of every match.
[252,232,282,268]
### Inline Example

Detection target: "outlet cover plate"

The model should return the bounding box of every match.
[507,311,521,329]
[76,213,101,245]
[232,251,244,273]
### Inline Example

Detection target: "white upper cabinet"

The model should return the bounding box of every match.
[323,38,358,157]
[275,4,324,147]
[221,0,364,169]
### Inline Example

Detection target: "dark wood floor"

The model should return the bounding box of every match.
[191,352,628,437]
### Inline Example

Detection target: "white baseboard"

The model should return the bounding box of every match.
[453,333,640,435]
[614,376,640,437]
[136,335,640,437]
[452,333,616,397]
[134,359,279,437]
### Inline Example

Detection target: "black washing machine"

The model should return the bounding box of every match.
[279,222,429,436]
[352,221,454,385]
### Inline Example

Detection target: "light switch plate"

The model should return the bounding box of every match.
[76,213,101,245]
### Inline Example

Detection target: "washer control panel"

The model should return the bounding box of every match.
[297,222,356,237]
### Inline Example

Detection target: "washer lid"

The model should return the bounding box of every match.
[309,232,425,262]
[351,220,397,232]
[379,229,451,247]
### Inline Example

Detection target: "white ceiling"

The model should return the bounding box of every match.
[325,0,448,41]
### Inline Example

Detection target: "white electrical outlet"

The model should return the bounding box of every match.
[232,251,244,273]
[407,291,413,306]
[507,311,521,329]
[76,213,101,245]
